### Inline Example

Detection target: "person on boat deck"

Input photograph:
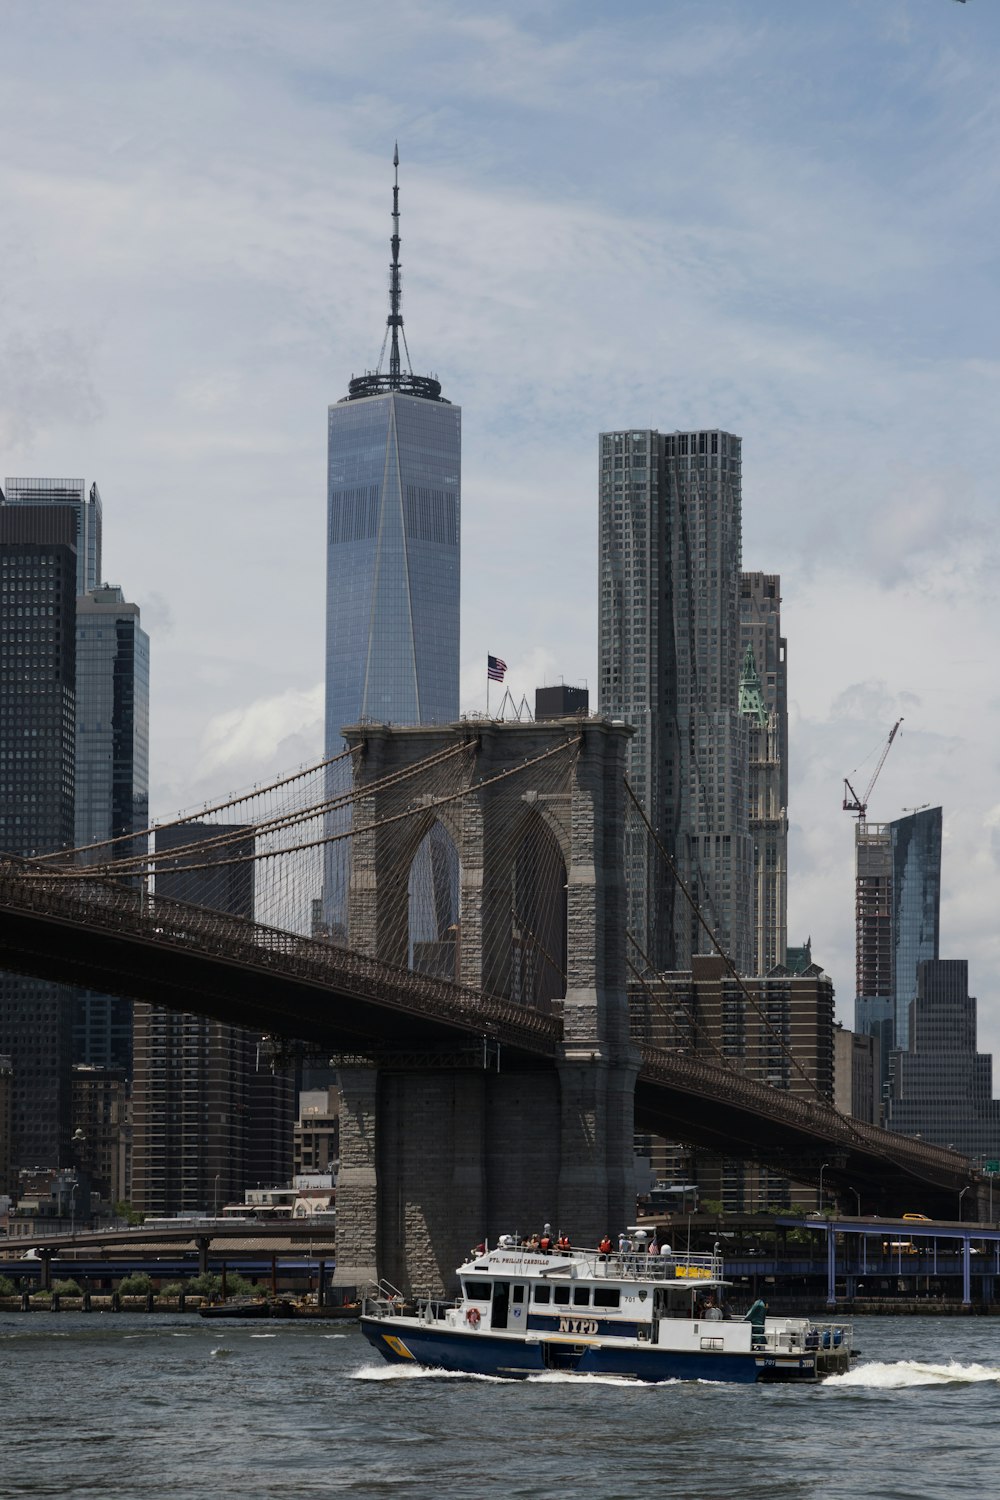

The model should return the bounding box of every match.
[703,1294,723,1322]
[526,1233,540,1250]
[599,1235,613,1258]
[539,1224,554,1254]
[556,1232,571,1253]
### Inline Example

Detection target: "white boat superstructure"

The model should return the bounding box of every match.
[362,1236,855,1383]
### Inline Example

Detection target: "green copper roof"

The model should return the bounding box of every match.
[738,644,768,726]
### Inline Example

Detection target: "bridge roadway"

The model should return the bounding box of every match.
[0,858,977,1213]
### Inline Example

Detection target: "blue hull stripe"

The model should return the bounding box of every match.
[361,1318,797,1384]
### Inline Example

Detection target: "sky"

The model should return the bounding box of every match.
[1,0,999,1051]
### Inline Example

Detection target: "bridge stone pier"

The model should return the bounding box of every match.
[331,718,639,1297]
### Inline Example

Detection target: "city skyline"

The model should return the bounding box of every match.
[0,2,999,1052]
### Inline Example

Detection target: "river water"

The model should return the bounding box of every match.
[3,1313,999,1499]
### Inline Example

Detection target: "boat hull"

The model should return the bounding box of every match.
[360,1316,824,1384]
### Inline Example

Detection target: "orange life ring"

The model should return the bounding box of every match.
[466,1306,481,1329]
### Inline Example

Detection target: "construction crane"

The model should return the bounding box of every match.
[843,718,903,831]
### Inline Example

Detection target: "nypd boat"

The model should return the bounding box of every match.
[360,1235,854,1383]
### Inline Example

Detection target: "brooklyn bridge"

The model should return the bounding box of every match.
[0,716,977,1295]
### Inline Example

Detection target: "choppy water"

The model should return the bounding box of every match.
[3,1313,1000,1498]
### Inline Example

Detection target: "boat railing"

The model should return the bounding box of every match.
[362,1278,406,1317]
[802,1321,854,1353]
[415,1293,462,1323]
[483,1242,725,1283]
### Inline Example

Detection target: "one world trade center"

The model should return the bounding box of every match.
[324,147,460,940]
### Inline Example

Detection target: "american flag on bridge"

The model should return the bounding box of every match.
[487,655,507,683]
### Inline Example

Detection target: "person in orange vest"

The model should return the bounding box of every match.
[556,1232,571,1254]
[538,1223,553,1254]
[598,1235,613,1259]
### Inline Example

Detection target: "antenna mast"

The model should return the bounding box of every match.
[346,147,447,404]
[388,142,402,383]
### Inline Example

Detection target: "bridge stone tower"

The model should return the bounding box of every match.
[333,718,638,1296]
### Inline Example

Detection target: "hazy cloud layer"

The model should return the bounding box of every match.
[2,0,1000,1052]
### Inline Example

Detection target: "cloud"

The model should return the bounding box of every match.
[2,0,1000,1059]
[199,684,324,777]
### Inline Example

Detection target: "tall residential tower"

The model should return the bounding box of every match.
[598,428,753,974]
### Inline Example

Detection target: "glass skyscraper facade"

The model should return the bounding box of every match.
[0,503,78,1170]
[854,806,941,1090]
[886,959,1000,1161]
[323,150,461,941]
[73,586,150,1074]
[598,427,753,974]
[325,391,460,747]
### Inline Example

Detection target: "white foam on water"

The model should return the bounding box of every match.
[523,1371,674,1388]
[250,1333,277,1338]
[352,1363,509,1383]
[825,1359,1000,1389]
[323,1333,348,1339]
[353,1363,681,1387]
[211,1346,235,1358]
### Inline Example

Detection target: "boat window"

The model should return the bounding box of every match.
[553,1285,571,1306]
[533,1284,551,1304]
[512,1286,525,1305]
[572,1287,591,1307]
[593,1287,620,1309]
[464,1280,491,1300]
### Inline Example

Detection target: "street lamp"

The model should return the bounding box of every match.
[818,1162,830,1212]
[958,1185,970,1222]
[213,1174,221,1217]
[850,1188,861,1216]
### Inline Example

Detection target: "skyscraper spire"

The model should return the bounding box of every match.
[388,141,402,384]
[346,146,448,403]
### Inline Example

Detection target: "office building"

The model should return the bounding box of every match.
[325,151,459,748]
[3,477,101,597]
[0,503,78,1171]
[294,1085,340,1177]
[833,1026,879,1125]
[631,954,835,1211]
[599,427,753,973]
[886,959,1000,1161]
[71,1063,129,1207]
[131,824,293,1215]
[73,586,150,1075]
[324,150,460,939]
[738,573,788,973]
[855,806,941,1089]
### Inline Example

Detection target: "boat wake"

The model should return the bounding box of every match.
[353,1365,682,1387]
[826,1359,1000,1389]
[353,1364,508,1383]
